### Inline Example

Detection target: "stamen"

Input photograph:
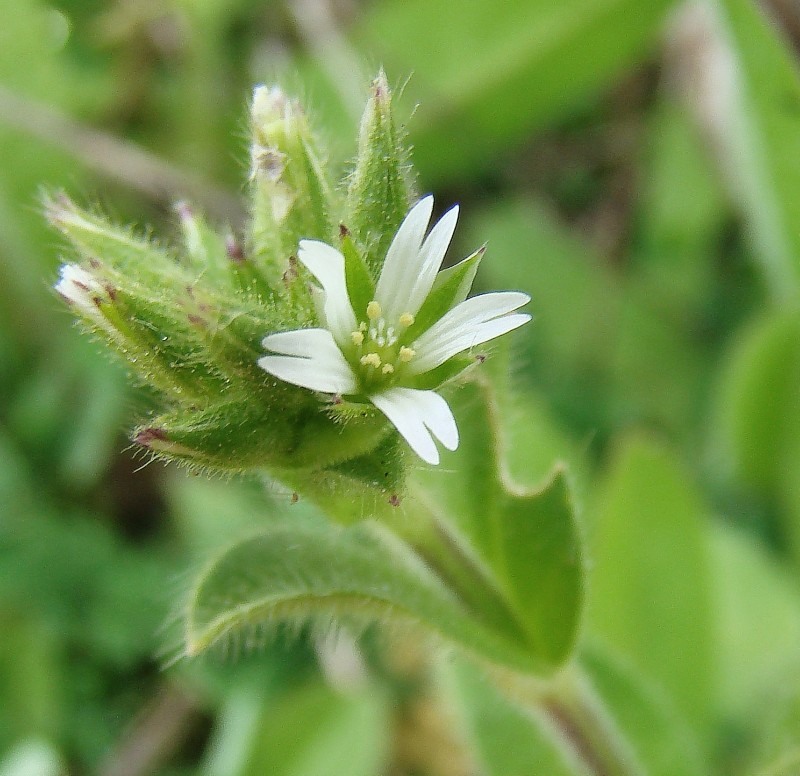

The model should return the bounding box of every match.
[359,321,367,331]
[360,353,381,368]
[366,301,381,320]
[351,331,364,346]
[399,346,416,363]
[399,312,414,327]
[382,363,395,375]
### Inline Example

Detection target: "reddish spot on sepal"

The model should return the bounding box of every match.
[388,493,401,507]
[134,427,168,447]
[226,234,245,263]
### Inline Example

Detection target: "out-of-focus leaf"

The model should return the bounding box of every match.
[710,310,800,563]
[756,752,800,776]
[713,311,800,494]
[581,643,706,776]
[440,656,583,776]
[356,0,678,180]
[634,97,727,314]
[588,435,713,738]
[204,682,388,776]
[472,200,703,439]
[710,521,800,723]
[0,740,63,776]
[714,0,800,302]
[245,683,387,776]
[0,614,61,752]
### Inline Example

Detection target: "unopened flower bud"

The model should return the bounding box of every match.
[55,264,115,331]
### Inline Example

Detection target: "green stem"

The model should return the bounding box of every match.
[495,663,645,776]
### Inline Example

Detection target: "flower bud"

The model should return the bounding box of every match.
[346,70,415,275]
[247,84,333,295]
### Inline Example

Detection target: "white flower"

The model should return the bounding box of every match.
[258,196,531,465]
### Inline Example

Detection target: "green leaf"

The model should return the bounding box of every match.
[440,656,584,776]
[357,0,678,180]
[756,752,800,776]
[710,521,800,725]
[415,375,585,669]
[205,682,389,776]
[588,434,713,738]
[714,0,800,302]
[713,311,800,495]
[185,519,560,671]
[580,643,706,776]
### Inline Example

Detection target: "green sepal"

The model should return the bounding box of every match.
[134,391,390,473]
[228,249,277,305]
[409,354,478,390]
[340,230,376,317]
[345,71,415,274]
[175,202,231,287]
[405,247,484,341]
[47,194,188,290]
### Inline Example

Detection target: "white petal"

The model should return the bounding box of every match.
[262,328,341,357]
[259,328,358,393]
[297,240,357,343]
[370,389,438,465]
[409,389,459,450]
[403,205,459,318]
[374,196,433,319]
[410,292,531,374]
[371,387,459,464]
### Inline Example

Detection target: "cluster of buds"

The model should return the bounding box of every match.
[51,72,530,496]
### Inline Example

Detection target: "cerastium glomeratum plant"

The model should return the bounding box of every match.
[50,72,640,776]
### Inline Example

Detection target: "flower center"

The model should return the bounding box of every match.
[348,301,416,389]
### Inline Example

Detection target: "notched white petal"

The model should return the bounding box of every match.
[411,292,531,374]
[259,327,358,393]
[371,387,459,465]
[297,240,357,343]
[404,205,459,318]
[258,354,357,394]
[375,195,434,318]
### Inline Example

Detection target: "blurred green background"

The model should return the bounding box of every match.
[3,0,800,773]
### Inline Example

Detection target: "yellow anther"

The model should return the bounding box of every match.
[366,301,381,320]
[360,353,381,368]
[382,363,395,375]
[359,321,367,331]
[399,312,415,327]
[399,346,416,363]
[350,331,364,346]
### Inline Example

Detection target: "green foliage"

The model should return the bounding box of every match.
[714,0,800,303]
[588,435,713,738]
[186,422,583,672]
